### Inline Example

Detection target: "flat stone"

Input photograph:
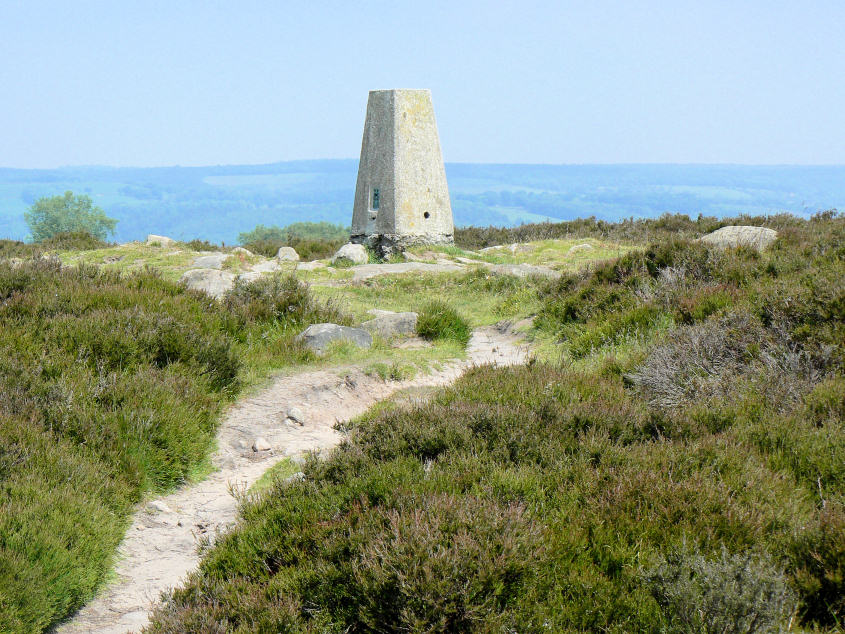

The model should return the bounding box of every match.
[148,500,171,513]
[251,259,282,273]
[179,269,235,299]
[361,311,418,337]
[296,323,373,354]
[192,253,229,269]
[332,243,369,265]
[567,243,594,254]
[699,226,778,251]
[276,246,300,261]
[146,234,175,247]
[297,260,326,271]
[252,437,271,452]
[236,271,262,284]
[487,263,562,279]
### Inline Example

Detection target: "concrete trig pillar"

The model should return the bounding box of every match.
[350,89,454,254]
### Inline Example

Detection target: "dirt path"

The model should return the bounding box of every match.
[57,326,528,634]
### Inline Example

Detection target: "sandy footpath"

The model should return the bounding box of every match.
[57,326,528,633]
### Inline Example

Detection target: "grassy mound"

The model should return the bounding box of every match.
[0,263,341,632]
[146,213,843,632]
[416,300,472,347]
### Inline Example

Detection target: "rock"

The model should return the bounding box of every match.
[192,253,229,269]
[103,255,124,264]
[699,226,778,251]
[297,260,326,271]
[231,246,253,257]
[251,259,282,273]
[361,311,418,337]
[236,271,262,285]
[286,406,306,425]
[567,243,594,254]
[146,234,175,247]
[148,500,171,513]
[179,269,236,299]
[331,243,369,265]
[276,246,300,261]
[285,472,306,484]
[252,437,271,452]
[296,323,373,354]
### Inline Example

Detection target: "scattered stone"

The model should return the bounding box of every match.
[192,253,228,269]
[331,242,369,265]
[148,500,171,514]
[146,234,175,247]
[103,255,124,264]
[251,259,282,273]
[286,406,306,425]
[252,437,272,452]
[361,311,418,337]
[231,246,254,257]
[297,260,326,271]
[699,226,778,251]
[179,269,235,299]
[296,323,373,354]
[276,246,300,261]
[236,271,262,285]
[567,243,594,254]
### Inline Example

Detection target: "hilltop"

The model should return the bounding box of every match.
[0,212,842,633]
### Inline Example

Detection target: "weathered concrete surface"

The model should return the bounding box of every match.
[699,225,778,251]
[350,89,453,253]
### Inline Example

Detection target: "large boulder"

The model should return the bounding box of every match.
[361,311,418,338]
[179,269,235,299]
[331,243,369,266]
[699,226,778,251]
[146,234,176,247]
[231,246,254,257]
[276,246,300,261]
[296,323,372,354]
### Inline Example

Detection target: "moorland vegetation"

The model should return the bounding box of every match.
[0,211,842,633]
[145,212,843,632]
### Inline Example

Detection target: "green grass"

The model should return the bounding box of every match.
[146,212,844,632]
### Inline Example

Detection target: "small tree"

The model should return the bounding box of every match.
[25,191,117,242]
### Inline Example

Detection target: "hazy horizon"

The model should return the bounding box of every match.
[2,1,844,168]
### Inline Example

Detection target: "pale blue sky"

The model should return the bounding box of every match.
[1,0,843,168]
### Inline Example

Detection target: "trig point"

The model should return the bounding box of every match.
[350,89,454,255]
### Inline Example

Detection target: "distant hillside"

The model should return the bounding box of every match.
[1,161,843,243]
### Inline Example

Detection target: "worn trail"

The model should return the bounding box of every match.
[57,326,528,634]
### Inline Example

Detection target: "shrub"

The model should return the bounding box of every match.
[222,273,347,328]
[642,547,796,633]
[25,191,117,241]
[415,300,471,347]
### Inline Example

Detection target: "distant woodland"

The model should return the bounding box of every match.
[1,161,843,243]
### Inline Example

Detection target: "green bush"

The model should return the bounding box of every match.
[25,191,117,242]
[415,300,472,347]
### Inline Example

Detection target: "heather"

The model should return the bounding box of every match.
[147,212,843,632]
[0,260,341,632]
